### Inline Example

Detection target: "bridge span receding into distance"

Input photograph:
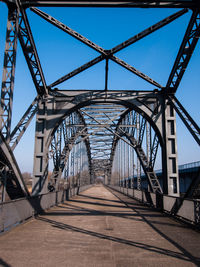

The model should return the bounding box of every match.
[0,1,200,266]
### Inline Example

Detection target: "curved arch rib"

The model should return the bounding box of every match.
[110,110,162,193]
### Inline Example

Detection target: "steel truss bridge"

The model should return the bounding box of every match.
[0,0,199,215]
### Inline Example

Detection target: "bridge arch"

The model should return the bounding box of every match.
[48,110,92,189]
[32,91,165,194]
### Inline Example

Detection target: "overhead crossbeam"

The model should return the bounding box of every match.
[31,7,187,89]
[4,0,200,8]
[31,7,161,88]
[16,0,48,96]
[166,10,200,93]
[30,7,106,55]
[49,55,104,88]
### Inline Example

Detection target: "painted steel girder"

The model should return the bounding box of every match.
[49,56,104,87]
[110,9,188,54]
[138,117,146,146]
[37,90,164,190]
[31,7,165,89]
[110,108,162,192]
[51,112,91,182]
[149,133,159,168]
[4,1,200,8]
[32,7,187,89]
[9,97,38,150]
[111,55,162,88]
[112,132,162,193]
[134,143,162,193]
[170,167,200,215]
[167,95,200,146]
[17,2,48,96]
[166,10,200,93]
[0,132,30,199]
[52,131,89,182]
[31,7,106,55]
[0,7,19,139]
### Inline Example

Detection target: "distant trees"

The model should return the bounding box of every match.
[22,172,32,192]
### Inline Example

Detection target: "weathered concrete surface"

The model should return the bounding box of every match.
[0,185,200,267]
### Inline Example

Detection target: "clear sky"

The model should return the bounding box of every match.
[0,3,199,173]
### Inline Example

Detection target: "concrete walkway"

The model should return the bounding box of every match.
[0,185,200,267]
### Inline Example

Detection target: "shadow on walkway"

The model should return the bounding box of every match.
[0,258,12,267]
[38,187,200,266]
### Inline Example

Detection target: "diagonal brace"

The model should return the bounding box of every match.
[31,7,187,88]
[9,97,38,151]
[166,10,200,93]
[16,0,48,96]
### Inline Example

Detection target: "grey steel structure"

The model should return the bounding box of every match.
[0,1,199,205]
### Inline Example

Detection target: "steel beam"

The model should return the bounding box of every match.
[110,8,188,54]
[50,111,92,186]
[110,107,162,193]
[32,99,48,195]
[31,7,163,88]
[166,10,200,93]
[4,1,200,8]
[138,117,146,146]
[16,0,48,96]
[111,55,162,88]
[0,7,19,139]
[9,97,38,150]
[49,55,104,88]
[161,96,179,196]
[149,133,159,168]
[0,133,30,199]
[168,95,200,145]
[31,7,106,55]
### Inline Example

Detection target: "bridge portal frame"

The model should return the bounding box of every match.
[0,0,199,200]
[32,90,178,196]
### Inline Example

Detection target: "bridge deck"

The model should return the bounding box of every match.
[0,185,200,267]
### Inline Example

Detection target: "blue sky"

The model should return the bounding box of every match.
[0,3,199,172]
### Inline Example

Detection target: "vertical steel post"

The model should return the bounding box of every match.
[162,96,180,196]
[118,142,120,186]
[146,122,151,163]
[136,113,141,190]
[146,122,151,191]
[0,7,19,139]
[132,147,135,189]
[32,99,49,195]
[105,58,109,91]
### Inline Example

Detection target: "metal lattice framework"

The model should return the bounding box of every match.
[48,111,92,189]
[110,109,163,193]
[0,0,199,205]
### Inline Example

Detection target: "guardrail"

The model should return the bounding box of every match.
[108,185,200,228]
[0,184,93,233]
